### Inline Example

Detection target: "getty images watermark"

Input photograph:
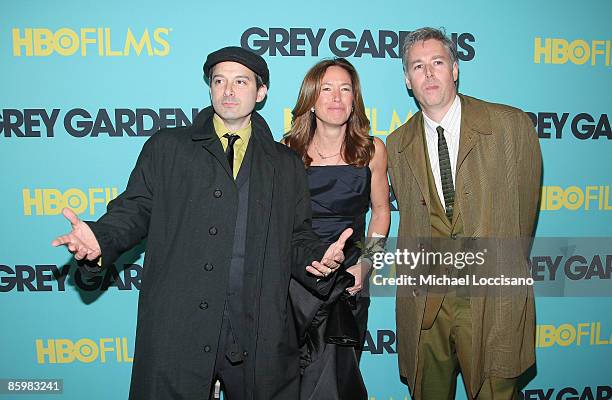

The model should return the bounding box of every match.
[369,246,535,288]
[362,237,612,297]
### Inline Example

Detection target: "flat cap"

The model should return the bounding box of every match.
[203,46,269,86]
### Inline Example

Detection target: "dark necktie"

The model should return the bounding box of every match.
[223,133,240,175]
[436,126,454,221]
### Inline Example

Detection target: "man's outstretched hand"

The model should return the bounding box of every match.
[306,228,353,278]
[51,208,101,261]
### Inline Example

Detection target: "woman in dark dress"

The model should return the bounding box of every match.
[284,58,390,400]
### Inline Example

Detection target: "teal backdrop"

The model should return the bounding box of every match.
[1,0,611,398]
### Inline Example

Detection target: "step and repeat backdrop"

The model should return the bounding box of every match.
[2,0,611,398]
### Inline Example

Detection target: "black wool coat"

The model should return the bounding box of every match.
[87,106,331,399]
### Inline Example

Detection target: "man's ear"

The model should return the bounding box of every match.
[405,74,413,90]
[256,85,268,103]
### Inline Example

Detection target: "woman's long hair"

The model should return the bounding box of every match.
[284,58,373,167]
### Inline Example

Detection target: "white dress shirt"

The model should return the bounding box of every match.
[422,95,462,209]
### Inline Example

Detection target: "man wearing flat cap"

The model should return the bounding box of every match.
[52,46,352,400]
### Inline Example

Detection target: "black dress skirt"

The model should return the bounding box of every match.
[290,165,371,400]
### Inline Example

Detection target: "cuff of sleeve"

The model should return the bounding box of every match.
[84,221,118,269]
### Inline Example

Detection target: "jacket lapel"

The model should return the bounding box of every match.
[454,94,493,231]
[397,112,431,213]
[191,107,233,179]
[456,94,491,173]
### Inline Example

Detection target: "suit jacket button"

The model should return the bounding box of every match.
[418,243,425,251]
[204,263,214,271]
[412,289,421,297]
[451,233,458,240]
[214,189,222,198]
[204,345,211,353]
[209,226,217,235]
[199,301,208,310]
[420,198,426,206]
[242,350,249,357]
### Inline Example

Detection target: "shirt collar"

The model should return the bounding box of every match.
[422,95,461,135]
[213,113,252,143]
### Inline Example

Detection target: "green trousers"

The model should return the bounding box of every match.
[414,295,518,400]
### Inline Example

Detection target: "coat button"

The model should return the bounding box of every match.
[451,233,458,240]
[209,226,217,235]
[204,345,211,353]
[242,350,248,357]
[199,301,208,310]
[204,263,214,271]
[418,243,425,251]
[420,198,426,206]
[214,189,222,198]
[412,288,421,297]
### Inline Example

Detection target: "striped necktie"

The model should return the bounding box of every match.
[436,126,454,221]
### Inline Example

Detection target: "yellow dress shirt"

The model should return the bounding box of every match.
[213,114,252,179]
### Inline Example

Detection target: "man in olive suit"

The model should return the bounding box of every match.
[387,28,541,399]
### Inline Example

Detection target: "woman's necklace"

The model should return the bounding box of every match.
[314,140,341,160]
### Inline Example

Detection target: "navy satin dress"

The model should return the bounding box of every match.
[291,165,371,400]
